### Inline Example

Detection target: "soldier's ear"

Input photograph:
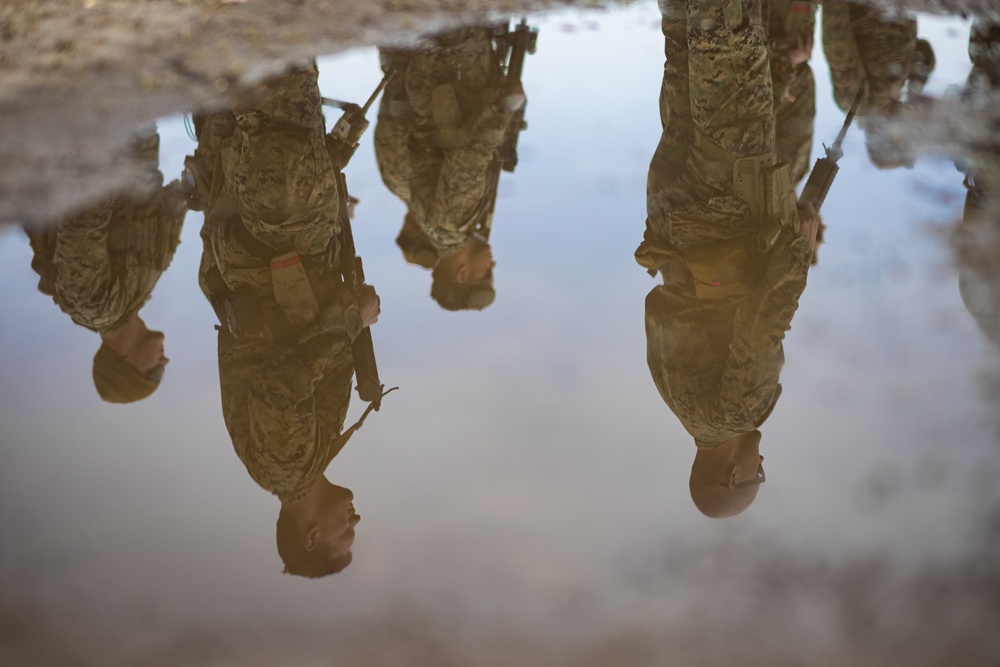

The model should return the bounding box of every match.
[726,464,739,489]
[304,525,320,551]
[454,262,470,284]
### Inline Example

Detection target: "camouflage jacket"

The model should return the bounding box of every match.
[374,28,513,254]
[639,0,812,445]
[26,133,185,333]
[642,233,811,444]
[196,66,363,503]
[822,0,917,114]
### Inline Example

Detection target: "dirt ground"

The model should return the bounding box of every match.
[0,0,996,224]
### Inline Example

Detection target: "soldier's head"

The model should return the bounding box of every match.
[276,482,359,578]
[93,316,169,404]
[431,237,496,311]
[689,431,764,518]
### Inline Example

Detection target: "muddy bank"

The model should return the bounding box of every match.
[0,0,578,224]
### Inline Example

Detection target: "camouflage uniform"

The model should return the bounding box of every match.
[374,27,513,254]
[195,65,364,503]
[821,1,917,114]
[637,0,813,445]
[26,132,185,333]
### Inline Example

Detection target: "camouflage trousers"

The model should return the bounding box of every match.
[657,0,774,168]
[646,0,775,247]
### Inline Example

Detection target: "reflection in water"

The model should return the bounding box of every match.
[189,63,382,577]
[23,131,184,403]
[956,22,1000,350]
[5,3,1000,663]
[823,0,935,168]
[637,0,822,517]
[375,22,536,311]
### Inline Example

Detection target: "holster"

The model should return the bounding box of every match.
[210,290,273,341]
[733,154,798,252]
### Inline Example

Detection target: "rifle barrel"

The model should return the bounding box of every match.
[323,67,396,115]
[831,84,867,155]
[361,67,396,115]
[321,97,349,109]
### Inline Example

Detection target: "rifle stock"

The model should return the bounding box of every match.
[799,84,866,213]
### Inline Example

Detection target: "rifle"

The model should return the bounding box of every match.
[799,83,867,213]
[324,68,396,170]
[326,74,395,409]
[461,19,538,243]
[494,19,538,173]
[335,171,386,408]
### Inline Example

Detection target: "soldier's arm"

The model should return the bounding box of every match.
[51,202,121,312]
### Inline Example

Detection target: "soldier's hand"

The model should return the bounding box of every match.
[503,82,526,113]
[796,201,821,253]
[359,284,381,327]
[788,31,813,67]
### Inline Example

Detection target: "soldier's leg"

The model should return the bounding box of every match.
[646,0,694,244]
[659,0,691,135]
[685,0,774,159]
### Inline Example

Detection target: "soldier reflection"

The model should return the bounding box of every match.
[24,130,184,403]
[374,22,534,311]
[956,22,1000,349]
[637,0,820,518]
[190,63,380,577]
[822,0,935,169]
